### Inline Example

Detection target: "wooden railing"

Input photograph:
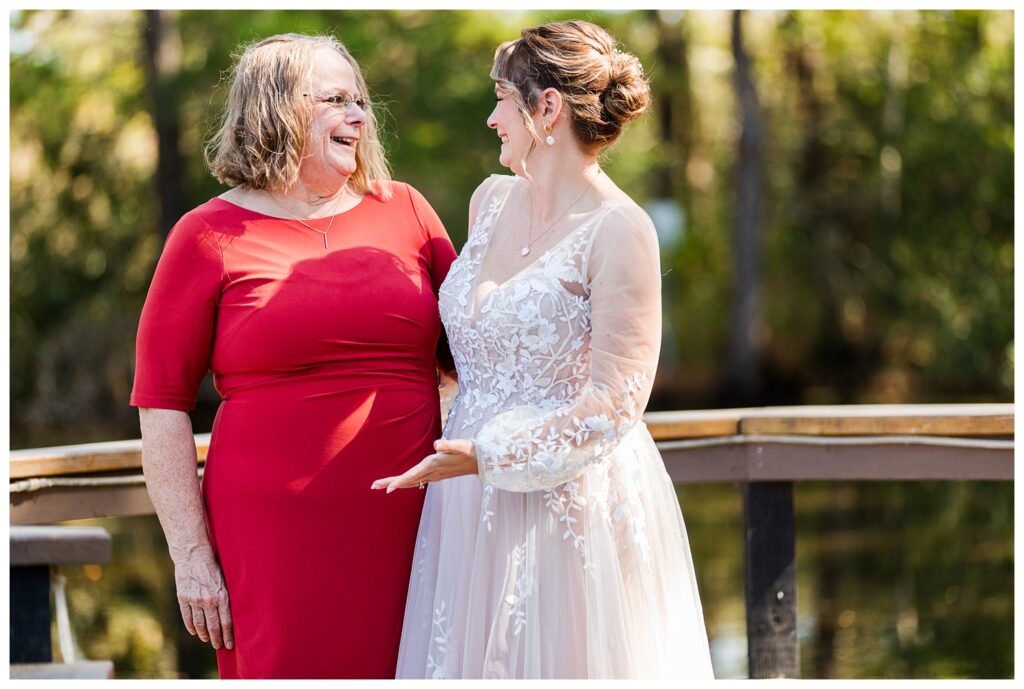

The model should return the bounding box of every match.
[10,525,115,679]
[9,403,1014,678]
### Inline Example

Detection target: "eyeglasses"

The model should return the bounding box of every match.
[303,93,370,112]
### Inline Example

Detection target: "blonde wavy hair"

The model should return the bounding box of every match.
[205,33,392,199]
[491,20,650,155]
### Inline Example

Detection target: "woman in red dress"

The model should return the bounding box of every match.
[130,33,457,678]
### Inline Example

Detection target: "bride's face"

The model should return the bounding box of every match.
[486,85,537,174]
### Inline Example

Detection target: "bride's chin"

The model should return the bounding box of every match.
[501,156,525,176]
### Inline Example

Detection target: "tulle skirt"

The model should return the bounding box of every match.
[395,422,715,679]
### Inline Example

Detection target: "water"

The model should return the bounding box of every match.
[54,481,1012,678]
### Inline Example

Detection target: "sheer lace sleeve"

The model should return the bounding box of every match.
[473,204,662,492]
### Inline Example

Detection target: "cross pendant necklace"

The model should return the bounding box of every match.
[292,222,329,249]
[270,190,347,249]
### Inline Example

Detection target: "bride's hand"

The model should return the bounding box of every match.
[370,439,477,493]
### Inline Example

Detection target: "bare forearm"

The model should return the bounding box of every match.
[139,408,212,563]
[439,368,459,428]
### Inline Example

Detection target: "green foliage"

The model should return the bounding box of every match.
[11,11,159,443]
[762,11,1013,401]
[10,10,1012,446]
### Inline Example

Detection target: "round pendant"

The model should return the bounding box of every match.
[520,246,531,257]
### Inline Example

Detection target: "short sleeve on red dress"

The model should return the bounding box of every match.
[130,211,224,411]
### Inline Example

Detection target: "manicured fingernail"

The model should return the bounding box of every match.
[386,486,395,494]
[227,642,234,650]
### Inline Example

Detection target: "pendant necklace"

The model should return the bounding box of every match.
[270,189,348,249]
[521,169,601,257]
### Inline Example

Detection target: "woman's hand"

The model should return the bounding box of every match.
[172,545,234,650]
[139,409,234,651]
[371,439,478,493]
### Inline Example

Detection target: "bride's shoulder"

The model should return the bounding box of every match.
[468,174,517,236]
[583,200,661,281]
[471,174,517,202]
[592,198,657,245]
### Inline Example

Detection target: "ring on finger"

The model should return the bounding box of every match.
[418,481,426,489]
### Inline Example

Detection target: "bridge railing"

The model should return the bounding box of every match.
[9,403,1014,678]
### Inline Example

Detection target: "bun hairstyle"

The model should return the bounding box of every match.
[490,20,650,152]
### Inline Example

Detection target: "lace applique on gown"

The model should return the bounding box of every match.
[395,174,714,679]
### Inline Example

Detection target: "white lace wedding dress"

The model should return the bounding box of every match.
[395,174,714,679]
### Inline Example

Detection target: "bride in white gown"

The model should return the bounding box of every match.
[372,20,714,679]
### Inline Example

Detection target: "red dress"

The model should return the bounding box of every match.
[130,183,457,678]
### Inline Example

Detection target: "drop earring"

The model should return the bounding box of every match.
[544,123,555,146]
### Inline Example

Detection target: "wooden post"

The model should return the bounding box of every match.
[10,565,52,663]
[9,526,112,669]
[743,481,798,678]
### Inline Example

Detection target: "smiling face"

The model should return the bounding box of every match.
[487,84,538,174]
[298,47,367,194]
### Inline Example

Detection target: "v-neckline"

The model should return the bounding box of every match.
[467,178,624,322]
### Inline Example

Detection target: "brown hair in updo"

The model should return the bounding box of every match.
[490,20,650,153]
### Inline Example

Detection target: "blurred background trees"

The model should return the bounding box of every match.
[9,9,1013,679]
[11,9,1012,445]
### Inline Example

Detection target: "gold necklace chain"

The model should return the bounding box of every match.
[268,190,348,249]
[522,169,602,257]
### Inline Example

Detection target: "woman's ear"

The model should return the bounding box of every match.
[539,87,564,124]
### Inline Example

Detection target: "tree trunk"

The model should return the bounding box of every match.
[647,11,696,398]
[784,11,861,402]
[142,9,184,237]
[651,10,694,203]
[725,10,764,405]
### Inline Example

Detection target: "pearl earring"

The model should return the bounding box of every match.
[544,123,555,146]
